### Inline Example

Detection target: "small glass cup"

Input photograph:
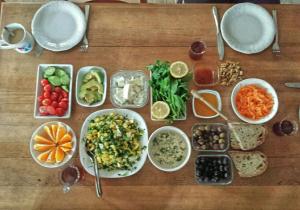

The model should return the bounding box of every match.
[193,63,219,87]
[59,165,85,193]
[189,40,207,60]
[272,119,298,136]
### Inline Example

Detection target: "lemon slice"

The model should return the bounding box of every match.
[170,61,189,78]
[151,101,170,120]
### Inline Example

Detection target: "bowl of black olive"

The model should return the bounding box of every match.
[192,123,230,152]
[195,154,233,185]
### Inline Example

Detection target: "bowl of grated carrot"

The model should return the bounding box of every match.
[231,78,279,124]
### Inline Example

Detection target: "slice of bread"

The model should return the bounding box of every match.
[230,124,266,150]
[229,151,268,177]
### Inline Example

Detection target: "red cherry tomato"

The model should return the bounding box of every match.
[54,87,62,93]
[39,106,48,115]
[58,101,68,109]
[55,107,64,116]
[62,90,68,98]
[38,95,44,103]
[40,79,49,87]
[61,98,68,102]
[43,91,51,99]
[44,84,52,92]
[50,92,58,101]
[42,98,52,106]
[46,105,56,115]
[58,95,63,102]
[51,101,58,108]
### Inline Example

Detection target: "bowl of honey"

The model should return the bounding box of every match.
[192,89,222,119]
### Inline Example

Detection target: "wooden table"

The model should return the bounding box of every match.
[1,2,300,210]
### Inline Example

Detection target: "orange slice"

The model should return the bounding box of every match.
[46,147,57,163]
[33,144,55,152]
[44,125,55,141]
[51,124,58,140]
[59,133,72,144]
[60,146,72,153]
[56,125,67,143]
[55,147,65,163]
[37,150,51,162]
[60,142,73,149]
[34,135,53,145]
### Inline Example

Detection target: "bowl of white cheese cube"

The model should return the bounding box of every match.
[110,70,149,108]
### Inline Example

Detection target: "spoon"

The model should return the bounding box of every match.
[87,150,102,198]
[4,26,15,37]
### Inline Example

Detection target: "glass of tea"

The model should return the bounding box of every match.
[59,165,84,193]
[272,119,298,136]
[193,63,219,87]
[189,41,207,60]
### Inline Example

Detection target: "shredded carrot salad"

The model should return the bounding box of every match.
[235,85,274,120]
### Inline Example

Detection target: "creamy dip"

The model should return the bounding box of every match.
[149,131,187,169]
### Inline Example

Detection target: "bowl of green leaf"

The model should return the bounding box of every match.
[147,60,191,122]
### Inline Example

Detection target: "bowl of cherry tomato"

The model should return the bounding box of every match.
[34,64,73,119]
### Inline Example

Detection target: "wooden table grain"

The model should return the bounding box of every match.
[1,2,300,210]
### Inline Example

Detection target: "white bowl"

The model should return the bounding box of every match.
[147,126,191,172]
[34,64,73,119]
[30,121,77,168]
[76,66,107,107]
[231,78,279,124]
[79,109,148,178]
[192,89,222,119]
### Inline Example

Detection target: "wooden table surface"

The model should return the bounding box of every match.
[1,2,300,210]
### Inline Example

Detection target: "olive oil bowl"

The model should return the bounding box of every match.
[147,126,191,172]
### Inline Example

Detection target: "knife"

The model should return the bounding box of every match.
[212,6,224,60]
[285,82,300,88]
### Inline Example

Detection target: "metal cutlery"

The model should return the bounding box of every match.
[87,150,102,198]
[212,6,224,60]
[272,10,280,56]
[80,5,90,52]
[4,26,15,37]
[285,82,300,89]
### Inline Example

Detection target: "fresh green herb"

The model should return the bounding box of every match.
[147,60,191,121]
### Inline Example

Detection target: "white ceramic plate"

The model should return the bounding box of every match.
[147,126,191,172]
[221,3,275,54]
[31,1,86,51]
[76,66,107,108]
[231,78,279,124]
[192,89,222,119]
[79,109,148,178]
[34,64,73,119]
[30,121,77,169]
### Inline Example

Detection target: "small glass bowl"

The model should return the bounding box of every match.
[193,63,219,87]
[195,154,233,185]
[110,70,149,108]
[191,123,230,153]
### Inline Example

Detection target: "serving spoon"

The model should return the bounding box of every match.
[87,150,102,198]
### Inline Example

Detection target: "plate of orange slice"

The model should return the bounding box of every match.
[30,121,77,168]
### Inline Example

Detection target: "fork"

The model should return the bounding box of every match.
[272,10,280,55]
[80,5,90,52]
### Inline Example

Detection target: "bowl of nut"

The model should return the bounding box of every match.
[192,123,230,152]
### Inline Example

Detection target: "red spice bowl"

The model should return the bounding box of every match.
[193,63,219,87]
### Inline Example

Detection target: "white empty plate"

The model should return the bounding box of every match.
[221,3,275,54]
[31,1,86,51]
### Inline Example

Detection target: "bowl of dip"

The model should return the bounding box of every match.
[147,126,191,172]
